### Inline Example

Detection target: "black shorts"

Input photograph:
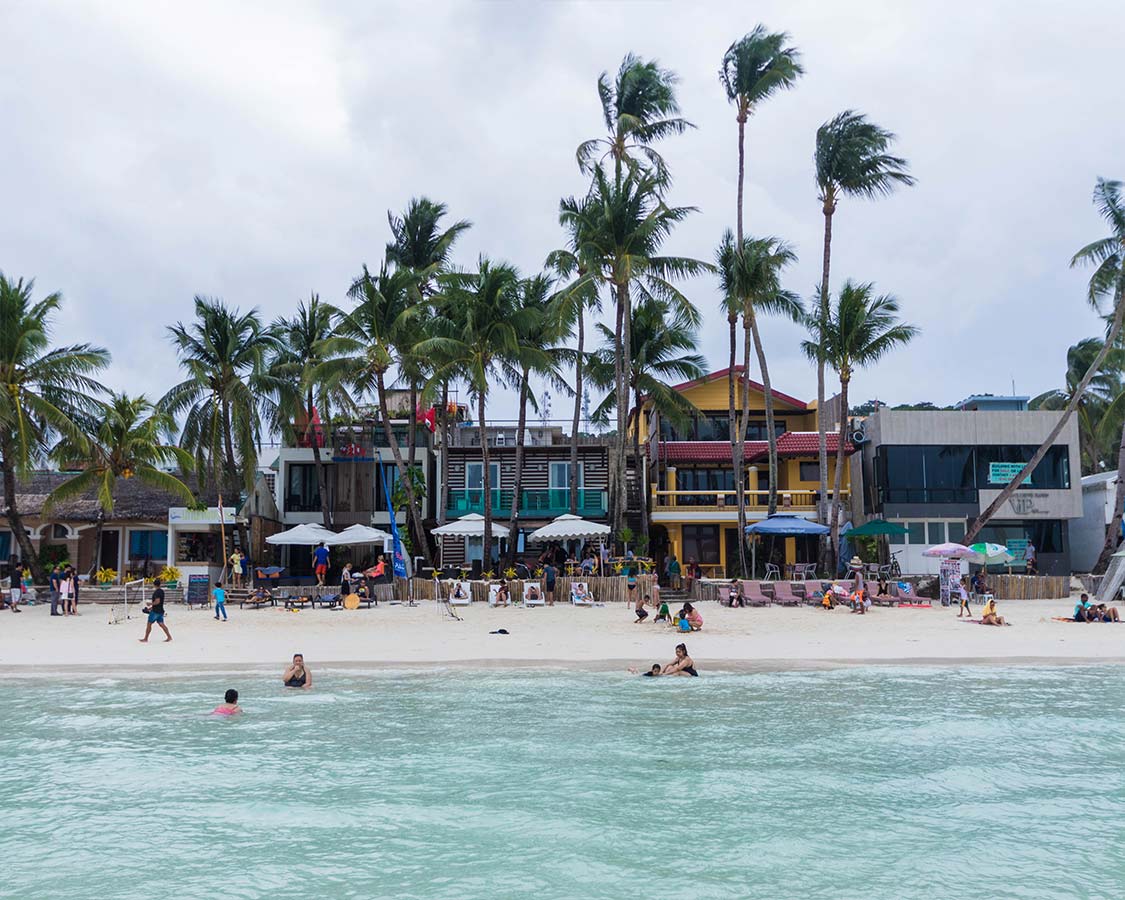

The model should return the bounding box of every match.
[635,608,648,620]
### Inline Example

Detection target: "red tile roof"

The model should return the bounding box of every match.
[746,431,853,462]
[657,433,853,464]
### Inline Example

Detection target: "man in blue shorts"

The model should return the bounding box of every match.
[139,578,171,642]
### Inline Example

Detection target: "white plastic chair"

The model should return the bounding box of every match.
[448,581,472,606]
[570,582,593,606]
[763,563,782,582]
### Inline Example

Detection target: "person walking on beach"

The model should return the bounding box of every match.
[544,561,557,606]
[229,549,244,589]
[1024,541,1038,575]
[313,542,330,586]
[139,578,171,642]
[212,582,228,621]
[339,562,355,597]
[48,564,62,616]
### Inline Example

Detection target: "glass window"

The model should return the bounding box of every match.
[52,524,69,539]
[550,462,583,489]
[977,446,1071,490]
[746,420,788,441]
[466,461,500,490]
[285,464,321,512]
[682,525,721,565]
[948,521,966,543]
[906,522,925,545]
[799,462,820,483]
[129,530,168,560]
[374,464,403,512]
[927,522,945,544]
[889,529,905,546]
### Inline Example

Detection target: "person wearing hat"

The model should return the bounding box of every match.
[849,557,866,597]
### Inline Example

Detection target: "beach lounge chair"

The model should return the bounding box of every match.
[239,593,275,609]
[449,581,472,606]
[570,582,593,606]
[284,594,314,610]
[523,583,545,606]
[737,580,771,607]
[770,582,803,607]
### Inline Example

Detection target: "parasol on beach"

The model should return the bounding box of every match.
[967,542,1015,564]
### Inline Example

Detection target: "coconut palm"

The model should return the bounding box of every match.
[421,260,552,567]
[588,295,707,541]
[0,274,110,581]
[558,166,710,531]
[1030,338,1125,475]
[802,281,917,571]
[269,294,352,528]
[45,394,195,577]
[576,53,693,183]
[321,263,433,568]
[813,111,915,527]
[719,26,803,574]
[717,233,802,550]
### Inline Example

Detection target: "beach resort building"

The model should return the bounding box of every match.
[848,397,1082,575]
[642,366,853,577]
[1071,472,1122,573]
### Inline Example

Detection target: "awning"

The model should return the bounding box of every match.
[527,514,611,543]
[745,514,830,536]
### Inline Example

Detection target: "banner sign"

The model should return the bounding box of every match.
[988,462,1031,485]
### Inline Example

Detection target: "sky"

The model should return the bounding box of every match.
[2,0,1122,426]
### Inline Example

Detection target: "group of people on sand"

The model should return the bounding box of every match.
[632,643,699,677]
[1073,593,1121,623]
[212,653,313,715]
[634,595,702,631]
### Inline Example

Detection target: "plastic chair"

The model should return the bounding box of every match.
[763,563,782,582]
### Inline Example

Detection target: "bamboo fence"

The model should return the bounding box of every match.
[419,574,655,604]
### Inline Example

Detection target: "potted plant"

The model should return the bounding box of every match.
[95,567,117,588]
[158,565,182,589]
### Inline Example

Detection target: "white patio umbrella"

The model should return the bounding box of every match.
[332,523,393,545]
[527,514,611,543]
[431,513,510,538]
[265,523,338,545]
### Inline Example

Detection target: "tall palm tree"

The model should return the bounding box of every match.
[813,111,915,529]
[717,232,802,548]
[1031,337,1125,475]
[422,260,552,567]
[45,394,195,577]
[163,297,279,555]
[577,53,693,183]
[0,274,110,582]
[506,273,568,562]
[802,281,917,571]
[720,29,802,557]
[322,263,433,568]
[559,167,711,531]
[386,197,472,525]
[269,294,350,528]
[588,295,706,543]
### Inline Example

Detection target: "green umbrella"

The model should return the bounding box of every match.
[847,519,910,537]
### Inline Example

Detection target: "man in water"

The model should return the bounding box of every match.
[313,542,330,586]
[139,578,171,643]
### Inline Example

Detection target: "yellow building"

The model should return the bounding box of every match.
[642,366,852,577]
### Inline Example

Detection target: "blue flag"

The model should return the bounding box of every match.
[378,459,409,579]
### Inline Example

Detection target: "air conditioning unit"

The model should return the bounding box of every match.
[850,419,868,445]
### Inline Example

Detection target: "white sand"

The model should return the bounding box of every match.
[3,596,1124,671]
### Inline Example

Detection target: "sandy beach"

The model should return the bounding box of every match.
[3,595,1124,670]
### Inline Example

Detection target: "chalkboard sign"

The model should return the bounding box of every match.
[186,574,210,608]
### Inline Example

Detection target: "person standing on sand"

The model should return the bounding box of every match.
[1024,542,1038,575]
[313,542,330,586]
[212,582,228,621]
[229,549,243,589]
[48,564,62,616]
[139,578,171,643]
[544,561,557,606]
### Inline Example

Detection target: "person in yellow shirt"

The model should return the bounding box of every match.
[980,597,1007,626]
[229,550,243,589]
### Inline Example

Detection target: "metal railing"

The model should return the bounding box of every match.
[445,488,608,517]
[651,489,848,510]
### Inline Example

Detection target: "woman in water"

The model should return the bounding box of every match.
[213,689,242,715]
[662,643,698,677]
[283,653,313,689]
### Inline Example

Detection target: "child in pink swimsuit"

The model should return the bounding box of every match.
[212,689,242,716]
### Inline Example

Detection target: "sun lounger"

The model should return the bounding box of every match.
[770,582,803,607]
[449,581,472,606]
[284,595,314,610]
[239,594,275,609]
[738,580,771,607]
[570,582,593,606]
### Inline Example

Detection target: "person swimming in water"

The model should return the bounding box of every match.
[662,643,698,677]
[213,689,242,715]
[283,653,312,689]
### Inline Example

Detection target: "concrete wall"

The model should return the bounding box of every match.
[1072,477,1116,572]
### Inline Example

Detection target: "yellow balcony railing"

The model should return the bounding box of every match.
[650,489,849,511]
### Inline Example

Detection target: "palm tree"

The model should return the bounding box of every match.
[719,27,803,569]
[386,197,471,525]
[588,295,706,542]
[506,273,568,562]
[802,281,917,571]
[717,232,802,551]
[1031,338,1125,474]
[421,260,551,567]
[964,180,1125,567]
[813,111,915,528]
[163,297,279,555]
[576,53,693,183]
[323,263,433,568]
[0,274,110,582]
[45,394,195,578]
[269,294,350,528]
[559,167,711,531]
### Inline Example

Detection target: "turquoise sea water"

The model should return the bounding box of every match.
[2,665,1124,899]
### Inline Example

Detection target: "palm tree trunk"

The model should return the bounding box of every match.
[614,281,632,537]
[734,108,749,579]
[220,401,250,558]
[749,309,780,516]
[830,371,850,575]
[816,202,834,574]
[407,380,418,478]
[569,313,584,516]
[478,389,493,569]
[376,371,433,569]
[966,288,1125,545]
[507,369,530,565]
[736,316,752,577]
[438,383,450,526]
[1,439,44,583]
[633,385,649,545]
[308,388,332,528]
[1095,418,1125,573]
[736,113,746,243]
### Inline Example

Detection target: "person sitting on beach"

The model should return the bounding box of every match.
[662,643,698,677]
[654,600,671,623]
[727,579,744,608]
[684,603,703,631]
[526,584,540,602]
[213,689,242,716]
[452,582,467,600]
[495,583,510,607]
[580,554,595,576]
[971,571,989,596]
[634,593,650,623]
[283,653,312,689]
[980,597,1007,626]
[251,585,272,605]
[1074,593,1095,622]
[1095,603,1121,622]
[821,590,836,610]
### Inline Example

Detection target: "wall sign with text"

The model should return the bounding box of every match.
[988,462,1031,485]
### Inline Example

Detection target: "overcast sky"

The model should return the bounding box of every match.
[3,1,1122,425]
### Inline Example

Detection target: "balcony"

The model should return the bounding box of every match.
[445,488,608,518]
[651,489,848,513]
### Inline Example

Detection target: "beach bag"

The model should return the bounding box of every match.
[678,618,691,632]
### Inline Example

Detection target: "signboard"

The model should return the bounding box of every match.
[988,462,1030,485]
[186,574,211,607]
[169,507,238,525]
[938,559,962,607]
[1006,539,1030,568]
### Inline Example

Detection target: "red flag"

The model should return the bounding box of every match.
[416,405,437,432]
